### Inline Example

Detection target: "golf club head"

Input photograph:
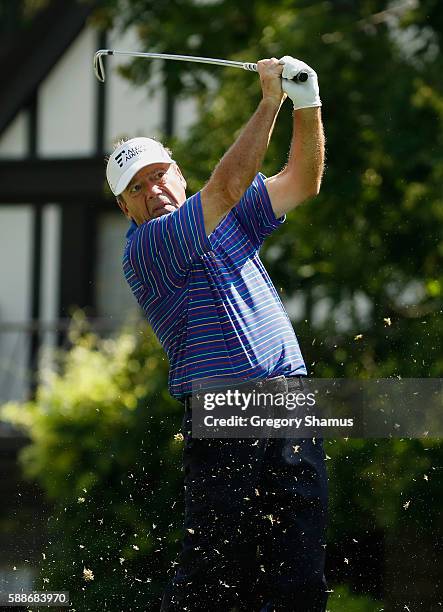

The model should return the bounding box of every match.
[93,50,108,83]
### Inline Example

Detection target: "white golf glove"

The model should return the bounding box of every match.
[279,56,321,110]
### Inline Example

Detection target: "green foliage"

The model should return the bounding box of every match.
[1,315,184,610]
[327,584,383,611]
[325,437,442,536]
[96,0,443,378]
[0,0,50,33]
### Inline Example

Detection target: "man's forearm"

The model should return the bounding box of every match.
[201,58,285,234]
[264,107,324,217]
[287,107,325,197]
[211,97,283,203]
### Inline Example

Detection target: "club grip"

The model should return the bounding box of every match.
[245,62,308,82]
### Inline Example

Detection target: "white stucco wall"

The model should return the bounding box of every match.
[0,205,62,402]
[38,27,96,157]
[39,204,61,322]
[36,204,61,381]
[175,96,199,139]
[95,211,140,321]
[0,207,33,402]
[0,111,28,158]
[105,28,165,149]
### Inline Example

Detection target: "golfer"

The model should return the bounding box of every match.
[106,56,327,611]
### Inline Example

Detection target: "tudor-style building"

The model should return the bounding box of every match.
[0,0,197,405]
[0,0,197,592]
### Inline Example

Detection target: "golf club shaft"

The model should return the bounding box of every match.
[93,49,309,83]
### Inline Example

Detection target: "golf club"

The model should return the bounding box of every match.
[93,49,309,84]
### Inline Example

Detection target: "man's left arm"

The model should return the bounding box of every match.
[265,57,325,218]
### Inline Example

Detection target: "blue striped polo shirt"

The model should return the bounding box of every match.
[123,173,307,399]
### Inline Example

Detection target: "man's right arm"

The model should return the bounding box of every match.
[200,59,285,235]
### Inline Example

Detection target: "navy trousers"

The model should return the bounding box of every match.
[161,409,329,611]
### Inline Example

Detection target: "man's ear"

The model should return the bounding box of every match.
[117,196,130,218]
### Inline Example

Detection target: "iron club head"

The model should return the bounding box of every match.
[93,50,112,83]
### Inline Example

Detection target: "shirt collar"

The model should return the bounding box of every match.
[126,220,138,239]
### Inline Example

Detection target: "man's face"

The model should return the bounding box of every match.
[117,162,187,225]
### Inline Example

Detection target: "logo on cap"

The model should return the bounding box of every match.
[114,144,150,168]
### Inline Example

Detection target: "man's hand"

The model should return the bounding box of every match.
[257,58,285,107]
[279,56,321,110]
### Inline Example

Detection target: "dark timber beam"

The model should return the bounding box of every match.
[59,203,97,317]
[0,0,96,136]
[0,158,112,205]
[95,30,108,155]
[27,92,41,389]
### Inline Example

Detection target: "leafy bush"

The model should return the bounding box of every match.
[1,315,184,610]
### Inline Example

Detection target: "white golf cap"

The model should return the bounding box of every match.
[106,137,174,196]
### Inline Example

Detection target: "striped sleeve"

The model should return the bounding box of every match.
[128,191,211,294]
[233,172,285,249]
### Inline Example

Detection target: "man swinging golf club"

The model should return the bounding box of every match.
[106,55,327,611]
